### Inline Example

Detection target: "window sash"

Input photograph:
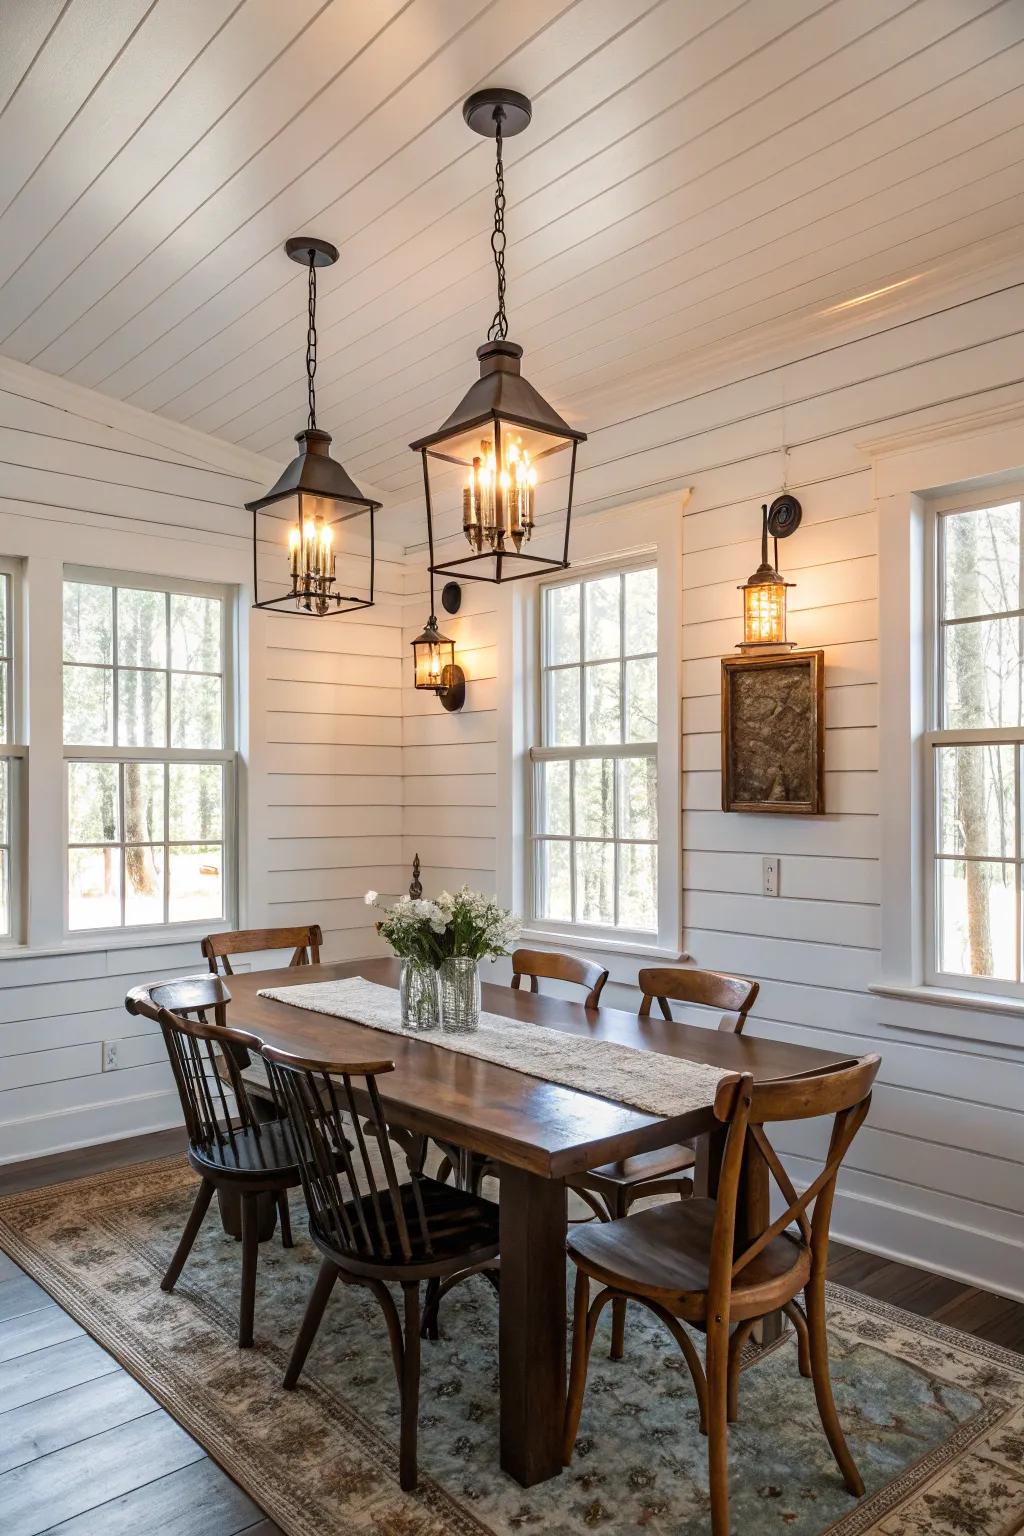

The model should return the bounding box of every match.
[62,569,232,754]
[530,559,659,936]
[926,499,1024,996]
[65,756,232,934]
[60,568,236,939]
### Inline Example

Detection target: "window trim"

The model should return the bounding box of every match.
[0,557,25,945]
[922,497,1024,999]
[61,566,238,942]
[496,494,683,962]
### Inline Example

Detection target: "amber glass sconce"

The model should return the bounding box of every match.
[737,495,802,651]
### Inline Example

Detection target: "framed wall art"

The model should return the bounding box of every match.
[721,650,825,814]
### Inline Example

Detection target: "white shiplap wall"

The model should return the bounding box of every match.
[401,273,1024,1301]
[0,359,402,1163]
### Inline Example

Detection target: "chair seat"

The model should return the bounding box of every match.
[567,1197,810,1322]
[574,1140,696,1191]
[189,1119,298,1185]
[313,1175,500,1279]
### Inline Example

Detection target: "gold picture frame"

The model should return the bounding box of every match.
[721,650,825,815]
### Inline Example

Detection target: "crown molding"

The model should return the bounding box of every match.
[858,397,1024,461]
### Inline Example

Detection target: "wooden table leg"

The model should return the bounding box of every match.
[497,1164,567,1487]
[697,1126,784,1344]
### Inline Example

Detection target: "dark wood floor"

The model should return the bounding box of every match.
[0,1130,1020,1535]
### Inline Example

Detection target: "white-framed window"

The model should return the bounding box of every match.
[0,559,24,941]
[528,560,660,941]
[925,497,1024,996]
[62,569,235,934]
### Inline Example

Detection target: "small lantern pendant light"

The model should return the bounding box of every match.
[737,495,802,650]
[246,237,380,617]
[410,88,586,583]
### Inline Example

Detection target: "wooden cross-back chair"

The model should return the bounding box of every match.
[262,1043,500,1492]
[563,1053,881,1536]
[569,966,759,1358]
[510,947,609,1010]
[124,977,303,1348]
[201,924,323,976]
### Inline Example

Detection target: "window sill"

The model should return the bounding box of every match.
[870,981,1024,1017]
[0,923,230,964]
[517,926,690,963]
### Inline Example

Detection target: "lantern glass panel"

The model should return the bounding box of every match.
[743,579,788,647]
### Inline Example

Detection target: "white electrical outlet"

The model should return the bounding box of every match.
[102,1041,118,1071]
[763,856,779,896]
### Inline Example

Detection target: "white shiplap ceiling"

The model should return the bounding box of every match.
[3,0,1024,544]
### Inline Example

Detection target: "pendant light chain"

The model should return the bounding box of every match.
[487,108,508,342]
[306,249,318,431]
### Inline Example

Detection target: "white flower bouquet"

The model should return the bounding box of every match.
[365,886,519,966]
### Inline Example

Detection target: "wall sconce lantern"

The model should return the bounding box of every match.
[412,582,466,712]
[246,238,380,616]
[409,89,586,584]
[738,495,802,650]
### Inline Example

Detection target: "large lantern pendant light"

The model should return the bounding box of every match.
[410,88,587,583]
[246,237,380,617]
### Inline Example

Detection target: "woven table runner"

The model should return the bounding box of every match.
[256,975,729,1120]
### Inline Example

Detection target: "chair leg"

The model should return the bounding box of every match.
[284,1258,339,1389]
[421,1276,441,1340]
[805,1276,864,1497]
[399,1283,421,1492]
[238,1194,259,1349]
[726,1318,757,1423]
[609,1188,629,1360]
[162,1178,214,1292]
[705,1318,732,1536]
[563,1268,597,1464]
[276,1190,293,1249]
[783,1298,812,1378]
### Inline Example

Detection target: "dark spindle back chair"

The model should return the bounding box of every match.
[125,977,302,1347]
[262,1044,500,1490]
[564,1053,881,1536]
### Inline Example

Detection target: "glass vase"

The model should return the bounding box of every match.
[439,956,481,1033]
[399,957,439,1031]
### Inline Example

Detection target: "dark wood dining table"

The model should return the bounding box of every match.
[223,956,855,1488]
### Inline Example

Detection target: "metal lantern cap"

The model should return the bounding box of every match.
[409,340,586,456]
[412,615,455,650]
[245,429,381,515]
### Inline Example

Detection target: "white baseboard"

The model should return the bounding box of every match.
[828,1184,1024,1304]
[0,1091,184,1166]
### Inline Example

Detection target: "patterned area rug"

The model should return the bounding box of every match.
[1,1156,1022,1536]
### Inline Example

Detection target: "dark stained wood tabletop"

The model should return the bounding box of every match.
[222,957,851,1181]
